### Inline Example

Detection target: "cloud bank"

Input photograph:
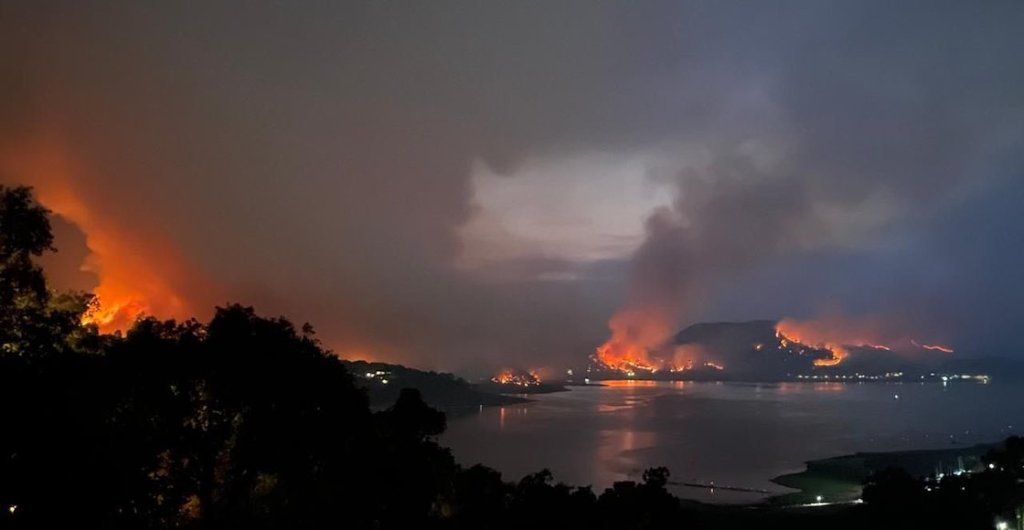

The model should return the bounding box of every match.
[1,1,1022,373]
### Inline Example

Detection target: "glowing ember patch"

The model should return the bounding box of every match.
[774,322,859,367]
[912,340,954,353]
[491,370,541,387]
[811,344,848,367]
[776,317,953,367]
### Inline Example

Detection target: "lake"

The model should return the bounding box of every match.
[440,380,1024,503]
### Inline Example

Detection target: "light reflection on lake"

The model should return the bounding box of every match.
[440,381,1024,503]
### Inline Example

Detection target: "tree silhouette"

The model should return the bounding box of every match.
[0,185,95,358]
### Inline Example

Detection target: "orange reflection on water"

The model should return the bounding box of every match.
[496,405,531,430]
[601,380,661,388]
[778,382,849,394]
[593,428,659,485]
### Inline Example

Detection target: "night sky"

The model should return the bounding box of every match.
[1,1,1022,373]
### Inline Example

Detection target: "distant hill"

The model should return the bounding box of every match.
[670,320,828,380]
[588,320,1008,382]
[673,320,779,345]
[342,360,527,414]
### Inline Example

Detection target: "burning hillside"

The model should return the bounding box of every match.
[490,369,542,387]
[589,318,956,381]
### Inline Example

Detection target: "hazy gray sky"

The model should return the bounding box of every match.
[2,1,1022,373]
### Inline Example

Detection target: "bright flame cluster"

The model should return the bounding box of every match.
[491,370,541,387]
[6,141,203,335]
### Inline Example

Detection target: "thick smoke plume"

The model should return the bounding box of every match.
[2,2,1021,373]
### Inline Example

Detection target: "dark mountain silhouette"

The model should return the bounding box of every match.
[670,320,829,380]
[665,320,997,381]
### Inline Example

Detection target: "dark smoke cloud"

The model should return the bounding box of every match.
[1,1,1021,373]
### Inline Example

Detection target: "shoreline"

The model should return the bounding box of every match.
[764,442,997,506]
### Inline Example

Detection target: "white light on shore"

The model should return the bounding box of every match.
[7,505,15,514]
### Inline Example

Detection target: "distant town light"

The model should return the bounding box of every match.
[7,505,15,514]
[815,495,823,503]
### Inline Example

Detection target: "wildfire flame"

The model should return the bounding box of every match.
[594,311,727,375]
[776,317,954,367]
[491,369,541,387]
[5,138,210,333]
[81,298,161,331]
[594,306,674,372]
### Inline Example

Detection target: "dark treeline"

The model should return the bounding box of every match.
[2,184,1023,530]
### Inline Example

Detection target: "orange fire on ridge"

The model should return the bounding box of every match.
[911,340,955,353]
[776,318,894,367]
[776,317,954,367]
[597,304,958,374]
[6,139,210,333]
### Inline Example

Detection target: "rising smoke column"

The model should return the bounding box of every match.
[3,137,216,332]
[596,153,832,368]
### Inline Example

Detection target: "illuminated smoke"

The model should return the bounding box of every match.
[595,306,676,371]
[4,139,214,332]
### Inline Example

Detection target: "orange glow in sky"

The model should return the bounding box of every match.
[6,138,207,333]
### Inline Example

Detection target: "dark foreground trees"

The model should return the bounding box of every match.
[862,440,1024,530]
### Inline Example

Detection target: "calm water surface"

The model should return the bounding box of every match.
[440,381,1024,503]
